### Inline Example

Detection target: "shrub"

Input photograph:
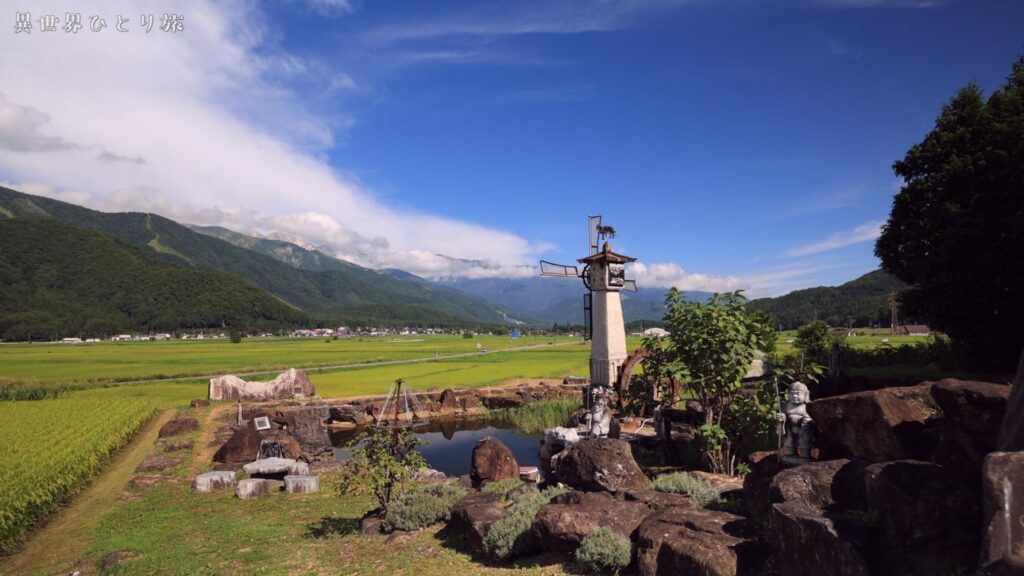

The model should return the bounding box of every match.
[481,477,524,498]
[486,398,579,434]
[339,426,425,514]
[482,485,567,561]
[575,527,632,575]
[382,483,468,532]
[651,472,719,508]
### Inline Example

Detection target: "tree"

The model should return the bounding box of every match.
[339,426,426,514]
[875,56,1024,371]
[794,320,829,365]
[644,289,774,475]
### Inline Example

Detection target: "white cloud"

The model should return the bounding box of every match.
[0,0,551,279]
[628,262,745,293]
[786,220,884,257]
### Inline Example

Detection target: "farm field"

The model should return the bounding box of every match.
[0,397,157,554]
[773,332,927,356]
[0,335,581,386]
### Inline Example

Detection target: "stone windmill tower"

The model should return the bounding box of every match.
[541,216,636,436]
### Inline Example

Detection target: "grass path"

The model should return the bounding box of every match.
[190,404,231,476]
[0,409,174,576]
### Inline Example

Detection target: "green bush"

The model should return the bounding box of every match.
[482,486,567,561]
[651,472,719,508]
[382,483,468,532]
[486,398,579,434]
[481,477,524,498]
[575,527,632,575]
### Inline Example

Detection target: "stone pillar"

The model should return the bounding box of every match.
[589,289,627,387]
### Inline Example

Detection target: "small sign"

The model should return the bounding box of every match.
[253,416,271,431]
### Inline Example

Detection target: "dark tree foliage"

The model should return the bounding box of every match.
[876,57,1024,371]
[746,269,905,329]
[0,218,310,340]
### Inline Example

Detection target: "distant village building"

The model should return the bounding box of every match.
[111,334,132,342]
[897,324,931,336]
[61,337,82,344]
[642,327,670,338]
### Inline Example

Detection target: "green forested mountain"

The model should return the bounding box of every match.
[746,269,906,329]
[0,219,310,340]
[0,187,512,327]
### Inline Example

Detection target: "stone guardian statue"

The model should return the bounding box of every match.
[776,381,813,460]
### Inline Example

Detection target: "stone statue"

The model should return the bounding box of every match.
[777,381,813,460]
[586,385,613,438]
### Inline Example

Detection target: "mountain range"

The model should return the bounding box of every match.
[0,186,904,339]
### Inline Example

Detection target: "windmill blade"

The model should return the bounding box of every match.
[623,279,638,292]
[588,215,602,255]
[540,260,580,277]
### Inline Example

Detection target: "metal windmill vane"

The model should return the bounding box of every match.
[540,215,637,436]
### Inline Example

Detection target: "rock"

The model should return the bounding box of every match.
[360,510,384,536]
[190,399,210,408]
[481,393,526,410]
[213,426,264,463]
[438,389,461,415]
[164,439,194,452]
[532,491,651,553]
[979,451,1024,572]
[243,457,308,477]
[985,555,1024,576]
[691,470,744,495]
[192,470,237,492]
[329,404,374,426]
[770,459,866,513]
[553,438,648,493]
[273,406,331,456]
[136,456,184,472]
[742,453,785,522]
[771,502,874,576]
[100,550,138,572]
[284,475,319,494]
[158,416,199,438]
[997,348,1024,451]
[518,466,541,483]
[461,394,486,415]
[413,468,448,482]
[449,492,505,552]
[929,379,1010,476]
[635,506,764,576]
[236,478,277,499]
[807,384,943,462]
[865,460,981,576]
[470,436,520,488]
[209,367,315,400]
[622,487,693,511]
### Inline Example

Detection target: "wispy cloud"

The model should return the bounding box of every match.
[787,220,884,257]
[628,262,745,293]
[772,186,866,219]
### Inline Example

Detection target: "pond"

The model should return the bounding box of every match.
[330,418,543,477]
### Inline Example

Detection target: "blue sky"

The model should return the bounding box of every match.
[1,0,1022,296]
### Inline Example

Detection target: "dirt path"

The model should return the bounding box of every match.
[190,404,232,475]
[0,410,175,576]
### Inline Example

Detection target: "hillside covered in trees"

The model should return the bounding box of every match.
[746,269,906,329]
[0,219,310,341]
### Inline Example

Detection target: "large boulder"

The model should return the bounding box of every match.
[865,460,981,576]
[997,348,1024,451]
[538,427,579,474]
[979,451,1024,573]
[438,389,461,416]
[273,406,331,456]
[470,436,519,488]
[771,502,875,576]
[213,426,262,463]
[770,459,866,513]
[328,404,374,426]
[929,379,1009,476]
[807,384,943,462]
[635,506,764,576]
[531,491,651,553]
[553,438,648,493]
[448,492,505,552]
[158,415,199,438]
[742,452,784,523]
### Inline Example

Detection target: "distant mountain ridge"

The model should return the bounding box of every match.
[0,187,515,327]
[0,218,308,340]
[746,269,906,329]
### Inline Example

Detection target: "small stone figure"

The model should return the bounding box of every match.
[586,385,613,438]
[776,381,814,460]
